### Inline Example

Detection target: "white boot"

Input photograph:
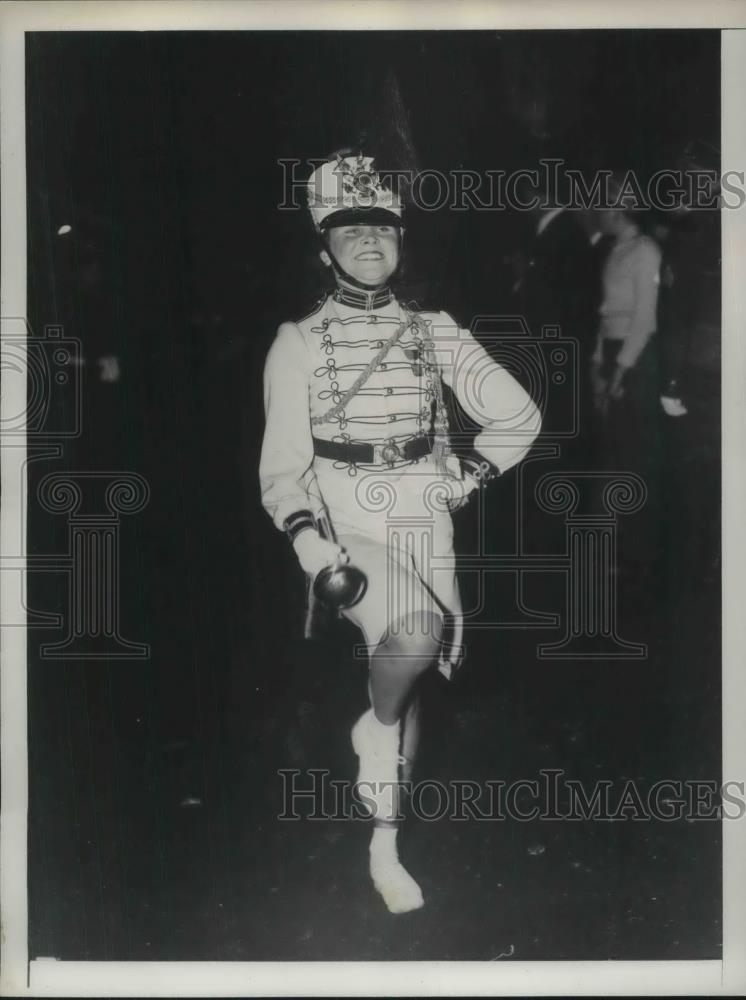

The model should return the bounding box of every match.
[369,826,425,914]
[351,708,402,821]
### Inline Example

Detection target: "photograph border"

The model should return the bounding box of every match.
[2,2,745,995]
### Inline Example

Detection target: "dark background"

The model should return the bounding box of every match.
[25,30,721,961]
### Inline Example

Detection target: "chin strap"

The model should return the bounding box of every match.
[328,254,382,291]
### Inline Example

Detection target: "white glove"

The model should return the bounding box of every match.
[292,529,349,578]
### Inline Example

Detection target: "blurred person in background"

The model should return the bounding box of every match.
[655,139,721,424]
[653,140,722,595]
[589,181,662,453]
[589,177,663,571]
[508,176,601,465]
[509,177,599,356]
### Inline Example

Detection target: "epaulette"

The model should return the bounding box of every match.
[401,298,463,329]
[292,294,329,326]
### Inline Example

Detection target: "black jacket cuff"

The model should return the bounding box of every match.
[282,509,316,542]
[462,451,501,488]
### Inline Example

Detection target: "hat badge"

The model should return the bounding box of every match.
[307,152,403,230]
[335,153,379,206]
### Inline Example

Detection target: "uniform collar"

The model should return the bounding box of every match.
[332,284,394,311]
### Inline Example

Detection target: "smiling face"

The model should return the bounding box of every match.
[321,223,401,287]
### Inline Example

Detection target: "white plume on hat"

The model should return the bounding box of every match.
[307,153,403,230]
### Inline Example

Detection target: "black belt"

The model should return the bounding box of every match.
[312,434,433,467]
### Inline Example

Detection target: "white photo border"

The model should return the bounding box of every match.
[2,2,745,996]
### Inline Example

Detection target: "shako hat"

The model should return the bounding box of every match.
[307,153,403,231]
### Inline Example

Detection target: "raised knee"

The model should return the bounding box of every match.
[390,611,443,664]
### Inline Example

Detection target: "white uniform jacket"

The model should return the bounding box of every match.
[259,290,542,662]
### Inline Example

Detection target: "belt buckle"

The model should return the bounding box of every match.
[378,438,402,467]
